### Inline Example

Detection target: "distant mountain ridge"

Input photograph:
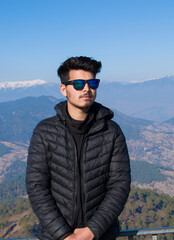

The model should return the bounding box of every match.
[164,117,174,124]
[0,96,174,199]
[1,76,174,122]
[0,79,62,104]
[97,76,174,122]
[0,96,173,170]
[0,96,62,142]
[0,96,152,143]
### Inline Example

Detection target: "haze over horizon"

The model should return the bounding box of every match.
[1,0,174,83]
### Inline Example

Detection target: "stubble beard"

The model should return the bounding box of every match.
[68,95,96,112]
[70,99,94,112]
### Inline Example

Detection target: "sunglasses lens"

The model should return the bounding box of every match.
[71,79,100,90]
[73,80,85,90]
[88,79,99,89]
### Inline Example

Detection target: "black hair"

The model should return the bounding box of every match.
[57,56,102,83]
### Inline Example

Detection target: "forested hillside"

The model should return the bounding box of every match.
[0,159,168,206]
[131,161,166,183]
[0,186,174,239]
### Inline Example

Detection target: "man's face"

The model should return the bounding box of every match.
[60,69,97,112]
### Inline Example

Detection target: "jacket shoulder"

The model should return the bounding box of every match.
[107,119,123,133]
[34,115,60,133]
[106,119,127,143]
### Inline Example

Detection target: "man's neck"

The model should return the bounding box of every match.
[67,103,89,121]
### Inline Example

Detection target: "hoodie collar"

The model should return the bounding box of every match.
[54,101,114,122]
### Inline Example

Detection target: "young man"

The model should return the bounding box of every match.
[26,56,131,240]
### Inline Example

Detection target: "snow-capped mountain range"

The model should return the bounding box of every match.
[1,75,173,90]
[0,79,46,90]
[1,76,174,122]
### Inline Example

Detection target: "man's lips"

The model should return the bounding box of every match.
[80,94,93,99]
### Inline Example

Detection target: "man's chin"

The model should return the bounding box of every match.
[77,102,94,111]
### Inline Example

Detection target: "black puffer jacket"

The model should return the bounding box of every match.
[26,101,131,240]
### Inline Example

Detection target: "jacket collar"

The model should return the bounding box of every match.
[54,101,67,121]
[54,101,114,132]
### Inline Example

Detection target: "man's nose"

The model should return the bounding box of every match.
[83,82,90,91]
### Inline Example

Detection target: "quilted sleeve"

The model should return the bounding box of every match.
[26,125,72,240]
[87,124,131,239]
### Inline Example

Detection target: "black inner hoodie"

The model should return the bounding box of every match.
[63,104,96,228]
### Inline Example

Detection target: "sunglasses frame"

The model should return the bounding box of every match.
[63,79,100,90]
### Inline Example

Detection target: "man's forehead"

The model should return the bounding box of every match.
[68,69,94,80]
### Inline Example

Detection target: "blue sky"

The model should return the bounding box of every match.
[0,0,174,83]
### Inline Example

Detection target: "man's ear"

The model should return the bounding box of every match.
[60,84,67,97]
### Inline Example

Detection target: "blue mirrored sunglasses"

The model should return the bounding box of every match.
[63,79,100,90]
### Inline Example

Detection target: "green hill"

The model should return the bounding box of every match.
[119,186,174,239]
[0,96,61,142]
[0,96,152,142]
[131,160,166,184]
[0,159,167,206]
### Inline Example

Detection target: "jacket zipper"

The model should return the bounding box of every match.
[68,133,78,228]
[69,123,104,228]
[80,135,87,225]
[81,132,103,225]
[71,134,87,228]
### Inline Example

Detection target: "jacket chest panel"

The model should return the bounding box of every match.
[45,129,76,181]
[84,132,114,170]
[82,132,115,204]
